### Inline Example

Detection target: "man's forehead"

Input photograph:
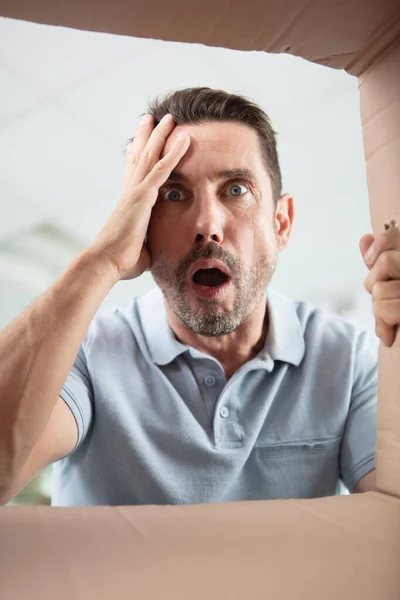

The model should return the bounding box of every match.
[160,121,268,187]
[162,121,261,158]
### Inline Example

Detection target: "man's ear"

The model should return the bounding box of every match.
[275,193,294,251]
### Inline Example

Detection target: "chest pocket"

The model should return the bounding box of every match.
[254,436,342,500]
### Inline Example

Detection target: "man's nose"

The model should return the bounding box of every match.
[190,197,224,246]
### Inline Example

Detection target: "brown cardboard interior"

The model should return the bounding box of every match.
[359,42,400,498]
[0,0,399,74]
[0,1,399,598]
[1,493,400,599]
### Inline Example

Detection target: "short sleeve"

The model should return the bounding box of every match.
[339,331,379,493]
[58,341,94,455]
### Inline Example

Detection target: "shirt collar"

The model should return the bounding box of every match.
[138,286,188,366]
[138,285,305,368]
[262,287,305,367]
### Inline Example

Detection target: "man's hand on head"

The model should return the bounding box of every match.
[87,114,190,282]
[360,220,400,347]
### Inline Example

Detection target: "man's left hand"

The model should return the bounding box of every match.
[360,222,400,348]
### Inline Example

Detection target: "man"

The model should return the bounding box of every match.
[1,87,399,507]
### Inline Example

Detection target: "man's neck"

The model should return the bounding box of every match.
[165,292,269,379]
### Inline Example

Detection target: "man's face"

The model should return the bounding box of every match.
[146,120,291,337]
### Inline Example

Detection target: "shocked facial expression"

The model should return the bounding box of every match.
[146,120,290,337]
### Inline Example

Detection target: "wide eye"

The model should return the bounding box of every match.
[164,188,183,202]
[228,183,248,197]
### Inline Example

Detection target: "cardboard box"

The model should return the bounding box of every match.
[0,1,399,598]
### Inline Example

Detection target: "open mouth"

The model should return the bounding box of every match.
[192,268,229,287]
[188,259,232,299]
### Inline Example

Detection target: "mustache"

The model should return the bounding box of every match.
[175,243,239,281]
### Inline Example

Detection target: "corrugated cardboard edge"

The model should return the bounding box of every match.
[359,40,400,498]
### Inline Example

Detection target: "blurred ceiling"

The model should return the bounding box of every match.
[0,17,375,332]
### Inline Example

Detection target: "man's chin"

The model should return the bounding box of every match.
[164,292,230,336]
[179,312,240,337]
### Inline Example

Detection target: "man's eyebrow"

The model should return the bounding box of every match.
[167,168,258,182]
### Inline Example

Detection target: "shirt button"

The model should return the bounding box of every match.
[220,406,230,419]
[204,375,216,387]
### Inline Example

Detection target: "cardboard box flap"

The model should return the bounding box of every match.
[1,493,400,600]
[1,0,399,75]
[1,2,400,599]
[359,42,400,498]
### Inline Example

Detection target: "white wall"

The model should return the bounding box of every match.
[0,18,375,333]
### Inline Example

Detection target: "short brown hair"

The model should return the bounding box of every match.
[145,87,282,204]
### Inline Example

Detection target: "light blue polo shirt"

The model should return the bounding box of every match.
[52,286,378,506]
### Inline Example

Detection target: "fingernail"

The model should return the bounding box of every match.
[141,114,152,124]
[364,243,375,263]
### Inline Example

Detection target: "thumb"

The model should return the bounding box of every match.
[359,233,375,269]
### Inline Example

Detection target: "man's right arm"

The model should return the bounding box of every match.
[0,251,119,504]
[0,112,190,504]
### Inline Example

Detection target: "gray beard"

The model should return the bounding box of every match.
[151,242,278,337]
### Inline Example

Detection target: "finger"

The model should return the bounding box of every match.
[124,114,155,177]
[362,223,400,268]
[371,281,400,347]
[131,114,177,186]
[359,234,374,271]
[373,298,400,328]
[143,132,190,192]
[371,279,400,302]
[375,318,396,348]
[364,250,400,293]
